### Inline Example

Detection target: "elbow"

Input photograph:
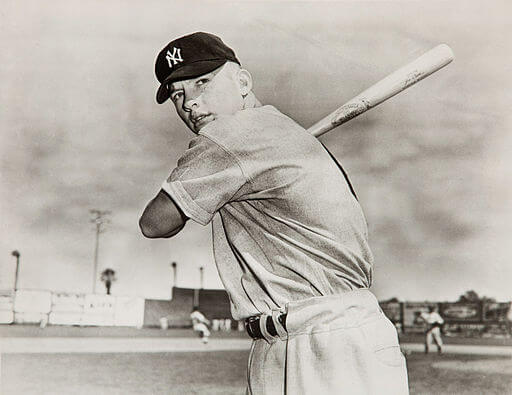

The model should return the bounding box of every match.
[139,216,163,239]
[139,215,185,239]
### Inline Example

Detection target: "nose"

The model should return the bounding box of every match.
[182,91,201,112]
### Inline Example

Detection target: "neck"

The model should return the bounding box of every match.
[242,92,262,109]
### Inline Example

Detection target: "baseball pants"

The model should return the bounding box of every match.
[193,323,210,338]
[246,290,409,395]
[425,327,443,352]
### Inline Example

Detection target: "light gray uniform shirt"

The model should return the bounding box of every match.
[162,105,373,320]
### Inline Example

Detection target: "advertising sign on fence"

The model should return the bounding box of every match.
[51,292,85,312]
[81,294,115,326]
[483,302,511,322]
[439,303,481,322]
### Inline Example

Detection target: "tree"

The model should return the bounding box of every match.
[481,295,496,304]
[381,297,400,303]
[100,268,117,295]
[456,290,497,303]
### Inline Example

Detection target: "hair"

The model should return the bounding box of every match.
[220,62,262,109]
[223,61,243,74]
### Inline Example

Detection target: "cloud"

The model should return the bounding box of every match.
[1,0,510,301]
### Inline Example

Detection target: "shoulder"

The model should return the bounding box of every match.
[201,106,304,140]
[199,105,315,155]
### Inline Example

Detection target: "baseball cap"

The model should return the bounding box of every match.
[155,32,240,104]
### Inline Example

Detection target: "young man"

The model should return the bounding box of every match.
[420,306,444,354]
[140,32,409,394]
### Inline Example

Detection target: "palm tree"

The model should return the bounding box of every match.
[100,268,117,295]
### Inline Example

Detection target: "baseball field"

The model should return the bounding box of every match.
[1,325,511,394]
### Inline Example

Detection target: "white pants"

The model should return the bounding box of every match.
[247,290,409,395]
[193,323,210,338]
[425,327,443,352]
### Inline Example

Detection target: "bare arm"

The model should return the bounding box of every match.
[139,189,188,238]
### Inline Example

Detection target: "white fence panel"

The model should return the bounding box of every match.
[14,290,52,313]
[52,292,85,312]
[48,311,83,326]
[0,293,14,323]
[81,294,115,326]
[114,297,144,327]
[0,310,14,324]
[14,312,48,324]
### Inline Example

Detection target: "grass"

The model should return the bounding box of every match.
[1,351,248,395]
[2,351,511,395]
[405,352,511,395]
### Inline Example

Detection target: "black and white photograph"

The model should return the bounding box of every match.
[1,0,511,394]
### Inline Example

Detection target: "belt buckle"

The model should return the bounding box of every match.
[245,315,261,339]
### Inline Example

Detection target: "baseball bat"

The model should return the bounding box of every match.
[307,44,454,137]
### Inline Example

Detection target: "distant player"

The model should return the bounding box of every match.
[190,307,211,344]
[420,306,444,354]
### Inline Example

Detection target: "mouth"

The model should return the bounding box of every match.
[191,114,213,129]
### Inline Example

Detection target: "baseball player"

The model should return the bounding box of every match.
[419,306,444,354]
[140,32,409,394]
[190,307,211,344]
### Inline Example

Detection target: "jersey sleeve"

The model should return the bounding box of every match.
[162,135,248,226]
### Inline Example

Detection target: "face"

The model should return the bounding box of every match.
[168,63,248,133]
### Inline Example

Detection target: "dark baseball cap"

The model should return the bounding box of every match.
[155,32,240,104]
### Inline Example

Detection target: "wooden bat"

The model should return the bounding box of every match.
[307,44,454,137]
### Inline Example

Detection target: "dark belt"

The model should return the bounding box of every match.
[245,313,287,339]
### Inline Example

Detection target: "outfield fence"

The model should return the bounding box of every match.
[0,289,144,328]
[1,288,510,337]
[381,301,512,337]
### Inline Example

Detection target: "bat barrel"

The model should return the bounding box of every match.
[307,44,454,137]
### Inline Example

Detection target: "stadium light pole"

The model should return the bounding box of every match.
[89,209,111,294]
[11,250,20,291]
[171,261,177,287]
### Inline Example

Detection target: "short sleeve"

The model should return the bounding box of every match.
[162,135,247,226]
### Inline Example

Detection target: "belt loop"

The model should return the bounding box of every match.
[272,310,288,340]
[258,313,274,343]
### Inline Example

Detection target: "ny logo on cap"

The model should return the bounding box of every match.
[166,47,183,68]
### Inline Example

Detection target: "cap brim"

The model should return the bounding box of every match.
[156,59,228,104]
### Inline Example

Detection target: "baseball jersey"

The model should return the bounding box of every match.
[420,311,444,325]
[190,310,208,326]
[162,105,374,320]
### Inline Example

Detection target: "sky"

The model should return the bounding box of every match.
[0,0,510,301]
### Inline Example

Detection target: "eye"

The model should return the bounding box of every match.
[196,78,209,86]
[170,91,183,103]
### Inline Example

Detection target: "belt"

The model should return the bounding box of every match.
[245,313,287,339]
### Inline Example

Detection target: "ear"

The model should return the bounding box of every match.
[238,69,253,96]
